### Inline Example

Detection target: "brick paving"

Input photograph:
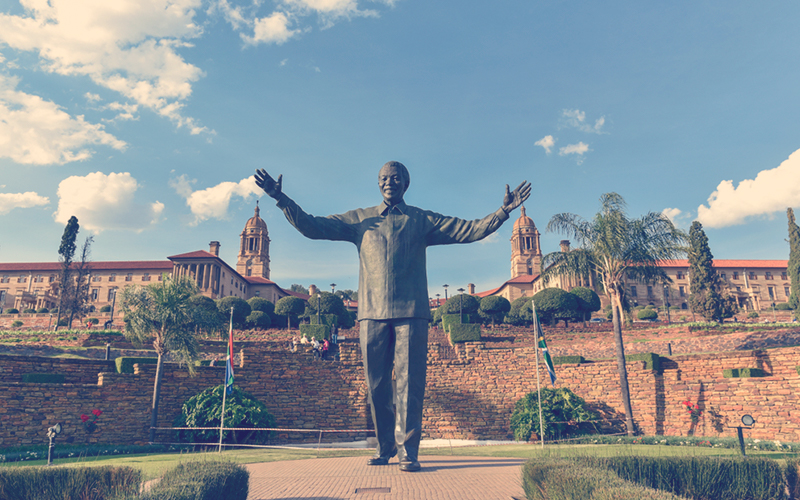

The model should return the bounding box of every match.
[246,455,527,500]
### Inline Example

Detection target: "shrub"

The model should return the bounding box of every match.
[553,355,585,365]
[570,286,602,321]
[637,308,658,320]
[245,311,271,329]
[532,287,580,326]
[22,373,65,384]
[115,356,158,374]
[775,302,793,310]
[299,324,328,340]
[216,296,251,328]
[523,458,683,500]
[22,308,36,314]
[723,368,765,378]
[174,385,276,445]
[99,305,112,312]
[510,388,599,441]
[307,292,346,317]
[505,296,533,325]
[11,320,23,328]
[747,311,759,319]
[0,465,141,500]
[87,317,99,325]
[247,297,274,314]
[6,308,19,314]
[442,313,471,332]
[338,309,356,328]
[438,294,480,315]
[788,458,800,500]
[275,296,306,329]
[626,352,660,371]
[448,323,481,343]
[36,308,49,313]
[310,313,338,328]
[579,455,786,500]
[478,296,511,327]
[139,460,249,500]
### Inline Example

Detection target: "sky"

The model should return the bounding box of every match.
[2,0,800,299]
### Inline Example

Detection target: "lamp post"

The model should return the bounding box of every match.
[771,302,776,323]
[46,423,62,466]
[443,284,449,301]
[330,283,336,295]
[457,287,465,322]
[435,293,440,307]
[663,285,671,325]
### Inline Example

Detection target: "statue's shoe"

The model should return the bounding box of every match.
[366,448,397,466]
[399,457,421,472]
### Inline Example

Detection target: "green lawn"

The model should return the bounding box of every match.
[3,443,797,481]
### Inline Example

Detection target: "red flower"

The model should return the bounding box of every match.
[92,409,102,417]
[80,414,89,422]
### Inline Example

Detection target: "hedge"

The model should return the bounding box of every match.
[310,314,338,328]
[448,323,481,343]
[134,460,249,500]
[115,356,158,374]
[553,355,585,365]
[299,324,328,340]
[0,465,141,500]
[578,455,786,500]
[625,352,660,371]
[22,373,65,384]
[442,313,471,332]
[723,368,766,378]
[788,458,800,500]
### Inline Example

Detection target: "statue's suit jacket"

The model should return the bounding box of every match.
[275,194,510,320]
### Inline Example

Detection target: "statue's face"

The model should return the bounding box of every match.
[378,164,408,205]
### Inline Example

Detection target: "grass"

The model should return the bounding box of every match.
[4,443,798,481]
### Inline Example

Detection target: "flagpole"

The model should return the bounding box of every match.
[219,306,233,453]
[533,301,545,449]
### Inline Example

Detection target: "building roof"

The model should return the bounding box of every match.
[506,273,540,283]
[167,250,219,260]
[474,286,501,298]
[513,206,536,230]
[243,276,278,285]
[0,261,172,272]
[283,289,311,300]
[657,259,789,268]
[244,204,268,231]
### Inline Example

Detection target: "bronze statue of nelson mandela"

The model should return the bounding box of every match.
[255,161,530,472]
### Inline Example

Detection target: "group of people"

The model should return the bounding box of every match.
[291,334,334,360]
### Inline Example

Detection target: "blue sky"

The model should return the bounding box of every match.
[1,0,800,298]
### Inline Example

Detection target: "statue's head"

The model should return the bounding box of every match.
[378,161,410,205]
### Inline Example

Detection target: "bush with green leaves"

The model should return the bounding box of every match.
[133,460,249,500]
[775,302,793,310]
[510,387,599,441]
[174,385,276,445]
[189,294,225,336]
[478,295,511,327]
[11,320,23,328]
[439,294,480,316]
[6,308,19,314]
[245,310,271,329]
[247,297,274,314]
[22,308,36,314]
[505,296,533,325]
[0,465,141,500]
[570,286,602,322]
[99,305,112,312]
[747,311,759,319]
[216,296,251,328]
[36,308,49,313]
[275,296,306,329]
[532,287,580,326]
[637,308,658,320]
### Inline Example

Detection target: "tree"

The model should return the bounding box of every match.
[788,208,800,319]
[543,193,687,435]
[275,296,306,329]
[439,293,480,316]
[532,288,579,326]
[290,283,309,295]
[687,221,737,321]
[637,308,658,321]
[55,216,80,331]
[217,296,251,329]
[570,286,602,323]
[247,297,274,315]
[506,296,533,325]
[246,311,272,329]
[479,296,511,328]
[120,276,213,442]
[334,289,357,302]
[188,294,225,335]
[67,236,93,328]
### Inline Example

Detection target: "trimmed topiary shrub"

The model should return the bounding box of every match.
[511,388,599,441]
[775,302,793,310]
[299,323,328,340]
[99,305,112,312]
[217,296,251,328]
[138,460,249,500]
[245,311,271,329]
[625,352,660,371]
[553,355,585,365]
[87,317,99,325]
[115,356,158,374]
[479,295,511,327]
[637,308,658,320]
[11,320,23,328]
[174,385,276,445]
[0,465,141,500]
[747,311,759,319]
[22,373,65,384]
[36,308,49,313]
[448,323,481,343]
[310,313,338,328]
[22,308,36,314]
[247,297,274,314]
[6,308,19,314]
[442,313,471,332]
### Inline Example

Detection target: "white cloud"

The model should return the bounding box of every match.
[561,109,606,134]
[84,92,102,102]
[697,148,800,228]
[0,74,126,165]
[0,191,50,215]
[535,135,554,154]
[559,142,589,156]
[172,174,262,224]
[245,12,299,45]
[103,101,140,122]
[662,207,683,223]
[54,172,164,232]
[0,0,210,136]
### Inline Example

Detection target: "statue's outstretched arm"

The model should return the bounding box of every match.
[502,181,532,214]
[255,169,282,200]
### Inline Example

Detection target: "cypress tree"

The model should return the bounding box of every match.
[787,208,800,317]
[687,221,737,321]
[55,216,80,331]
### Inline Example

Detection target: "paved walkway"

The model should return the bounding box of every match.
[246,455,527,500]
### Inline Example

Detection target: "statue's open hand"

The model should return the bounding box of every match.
[502,181,531,213]
[255,169,282,199]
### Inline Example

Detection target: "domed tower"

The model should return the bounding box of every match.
[237,202,270,279]
[510,206,542,278]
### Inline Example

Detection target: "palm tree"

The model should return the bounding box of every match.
[542,193,686,435]
[121,275,211,442]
